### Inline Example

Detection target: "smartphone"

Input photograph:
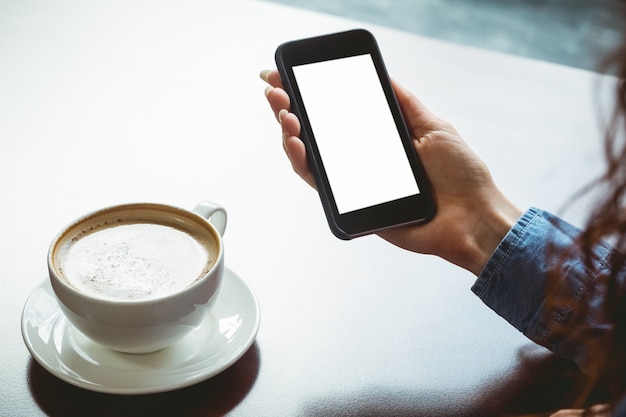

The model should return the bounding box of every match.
[275,29,435,240]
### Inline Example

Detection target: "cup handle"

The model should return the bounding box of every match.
[193,201,227,236]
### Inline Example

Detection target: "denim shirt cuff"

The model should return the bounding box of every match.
[471,207,560,344]
[471,207,617,376]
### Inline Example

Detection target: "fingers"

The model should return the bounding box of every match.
[284,135,317,189]
[265,87,291,121]
[261,68,301,142]
[261,69,291,121]
[278,109,300,138]
[278,109,316,188]
[550,404,611,417]
[391,79,456,140]
[260,69,283,88]
[391,79,441,124]
[261,69,316,189]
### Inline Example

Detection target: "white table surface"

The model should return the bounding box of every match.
[0,0,616,415]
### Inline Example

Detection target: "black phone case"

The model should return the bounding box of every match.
[275,29,435,240]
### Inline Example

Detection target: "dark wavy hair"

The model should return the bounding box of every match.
[576,20,626,414]
[583,33,626,265]
[535,9,626,415]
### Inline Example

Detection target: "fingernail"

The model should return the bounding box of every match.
[264,86,273,97]
[259,69,271,83]
[278,109,288,122]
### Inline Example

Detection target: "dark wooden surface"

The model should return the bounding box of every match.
[23,344,590,417]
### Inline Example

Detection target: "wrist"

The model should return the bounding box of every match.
[465,194,522,276]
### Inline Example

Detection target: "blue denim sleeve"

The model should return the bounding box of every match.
[472,207,619,376]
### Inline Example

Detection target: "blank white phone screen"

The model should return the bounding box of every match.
[293,54,420,214]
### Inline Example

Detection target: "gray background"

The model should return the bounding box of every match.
[265,0,626,74]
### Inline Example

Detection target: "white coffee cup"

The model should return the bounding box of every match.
[48,201,227,353]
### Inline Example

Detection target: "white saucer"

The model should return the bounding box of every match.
[21,267,260,395]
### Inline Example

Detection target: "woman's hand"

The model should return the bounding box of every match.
[261,69,522,275]
[550,404,611,416]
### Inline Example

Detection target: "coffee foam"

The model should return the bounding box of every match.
[55,206,219,301]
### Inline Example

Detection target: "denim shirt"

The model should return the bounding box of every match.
[472,207,620,378]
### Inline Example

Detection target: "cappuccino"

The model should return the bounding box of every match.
[58,221,217,301]
[48,202,226,353]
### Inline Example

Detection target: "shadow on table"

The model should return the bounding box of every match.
[298,344,609,417]
[28,342,260,417]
